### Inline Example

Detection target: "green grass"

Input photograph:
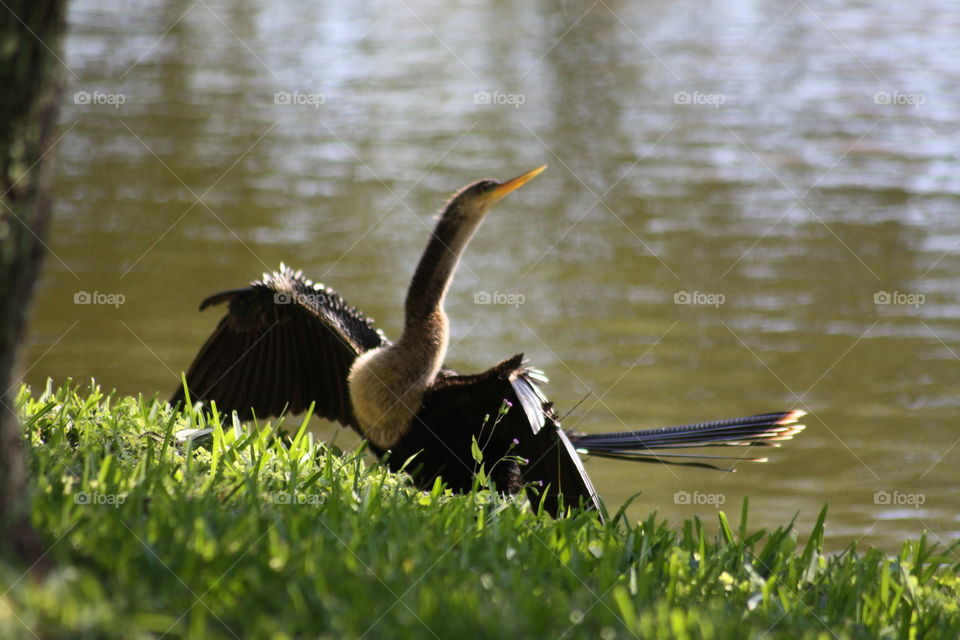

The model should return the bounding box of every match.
[2,382,958,639]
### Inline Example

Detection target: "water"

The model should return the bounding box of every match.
[24,0,960,551]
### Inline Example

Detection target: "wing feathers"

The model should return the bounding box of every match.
[509,372,547,433]
[409,358,602,518]
[171,265,388,430]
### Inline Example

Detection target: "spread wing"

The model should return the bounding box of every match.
[170,264,389,427]
[506,367,603,517]
[388,355,602,519]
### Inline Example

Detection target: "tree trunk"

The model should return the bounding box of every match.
[0,0,68,566]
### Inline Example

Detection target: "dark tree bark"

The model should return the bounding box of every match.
[0,0,68,565]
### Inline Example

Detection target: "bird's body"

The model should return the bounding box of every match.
[347,335,444,450]
[346,171,494,450]
[172,167,805,518]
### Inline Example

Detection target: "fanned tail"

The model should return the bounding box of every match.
[569,410,806,470]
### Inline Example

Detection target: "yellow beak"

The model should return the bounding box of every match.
[489,165,547,201]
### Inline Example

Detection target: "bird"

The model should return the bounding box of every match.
[170,166,806,519]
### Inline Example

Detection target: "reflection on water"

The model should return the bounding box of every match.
[25,0,960,550]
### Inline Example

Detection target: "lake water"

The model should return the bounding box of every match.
[25,0,960,551]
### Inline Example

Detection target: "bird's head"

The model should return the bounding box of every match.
[441,165,547,222]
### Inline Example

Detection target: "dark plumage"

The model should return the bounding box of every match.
[381,354,601,517]
[170,266,386,426]
[171,265,603,515]
[172,168,805,519]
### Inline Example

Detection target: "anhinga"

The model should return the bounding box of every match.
[171,166,805,518]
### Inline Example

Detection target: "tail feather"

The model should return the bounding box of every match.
[570,410,806,469]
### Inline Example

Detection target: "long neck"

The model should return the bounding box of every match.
[399,206,482,350]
